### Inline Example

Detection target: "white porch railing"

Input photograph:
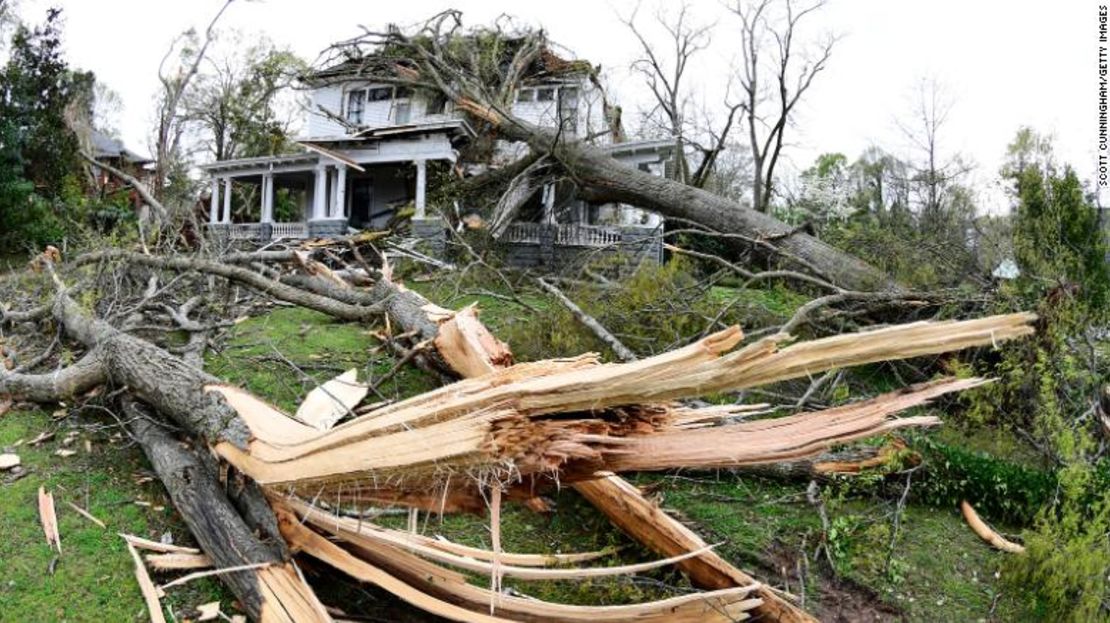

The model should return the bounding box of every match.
[555,223,621,246]
[500,223,622,247]
[271,222,308,239]
[228,223,262,241]
[502,222,543,244]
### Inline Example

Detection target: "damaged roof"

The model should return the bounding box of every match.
[303,35,596,86]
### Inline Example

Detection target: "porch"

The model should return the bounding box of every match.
[201,126,464,243]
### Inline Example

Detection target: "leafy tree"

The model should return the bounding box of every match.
[0,8,90,248]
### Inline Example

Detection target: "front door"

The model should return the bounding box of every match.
[350,179,372,229]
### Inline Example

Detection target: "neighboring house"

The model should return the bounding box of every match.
[200,39,672,265]
[88,130,154,206]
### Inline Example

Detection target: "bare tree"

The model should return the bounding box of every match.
[731,0,835,212]
[896,78,973,227]
[622,1,742,188]
[151,0,235,203]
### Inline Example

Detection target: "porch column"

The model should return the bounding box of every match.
[209,178,219,223]
[261,173,274,223]
[312,164,327,220]
[334,164,347,218]
[222,178,232,223]
[542,183,555,224]
[414,159,427,219]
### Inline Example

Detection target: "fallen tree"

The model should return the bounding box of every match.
[0,244,1034,622]
[317,11,897,292]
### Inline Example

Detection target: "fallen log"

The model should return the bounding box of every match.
[123,401,330,623]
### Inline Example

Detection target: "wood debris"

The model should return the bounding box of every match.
[195,601,221,621]
[119,533,202,555]
[38,486,61,553]
[124,540,167,623]
[212,314,1033,507]
[294,368,368,431]
[66,501,106,528]
[0,453,19,469]
[960,500,1026,554]
[145,552,214,571]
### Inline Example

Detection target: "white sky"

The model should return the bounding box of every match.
[12,0,1100,213]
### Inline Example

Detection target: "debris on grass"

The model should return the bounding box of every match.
[124,540,167,623]
[37,486,61,553]
[195,601,221,621]
[294,368,367,431]
[119,533,201,555]
[0,453,19,469]
[960,500,1026,554]
[66,500,106,528]
[145,552,213,571]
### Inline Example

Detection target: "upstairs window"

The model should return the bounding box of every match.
[394,101,412,124]
[516,88,535,103]
[426,93,448,115]
[345,90,365,125]
[536,87,556,102]
[367,86,392,102]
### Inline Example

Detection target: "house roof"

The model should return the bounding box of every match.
[303,38,594,87]
[91,130,152,165]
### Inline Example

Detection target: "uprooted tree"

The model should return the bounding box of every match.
[0,10,1037,623]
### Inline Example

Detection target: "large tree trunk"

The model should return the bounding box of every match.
[35,287,329,623]
[457,101,898,292]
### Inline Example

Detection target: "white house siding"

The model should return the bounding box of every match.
[308,84,347,137]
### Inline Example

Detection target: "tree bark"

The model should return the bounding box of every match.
[123,400,283,621]
[457,102,897,292]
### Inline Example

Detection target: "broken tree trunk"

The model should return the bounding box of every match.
[452,101,896,292]
[19,278,330,622]
[123,400,329,622]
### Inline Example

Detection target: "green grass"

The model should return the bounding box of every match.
[632,470,1023,621]
[206,305,437,411]
[0,409,227,622]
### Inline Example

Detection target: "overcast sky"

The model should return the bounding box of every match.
[11,0,1099,213]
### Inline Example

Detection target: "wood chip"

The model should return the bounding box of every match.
[294,368,368,431]
[145,552,213,571]
[119,533,201,555]
[55,449,77,458]
[195,601,220,621]
[0,453,19,470]
[38,487,61,553]
[28,431,54,446]
[66,501,106,528]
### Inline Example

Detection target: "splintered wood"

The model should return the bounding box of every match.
[211,313,1034,503]
[38,487,61,554]
[202,311,1033,623]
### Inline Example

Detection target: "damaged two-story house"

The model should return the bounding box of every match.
[201,39,672,266]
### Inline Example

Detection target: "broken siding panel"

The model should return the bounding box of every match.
[308,84,346,137]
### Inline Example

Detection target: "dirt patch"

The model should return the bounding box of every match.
[762,540,903,622]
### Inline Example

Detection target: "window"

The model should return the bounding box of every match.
[536,87,555,102]
[558,87,579,134]
[516,88,535,103]
[394,101,412,124]
[367,87,392,102]
[426,93,448,115]
[345,90,365,124]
